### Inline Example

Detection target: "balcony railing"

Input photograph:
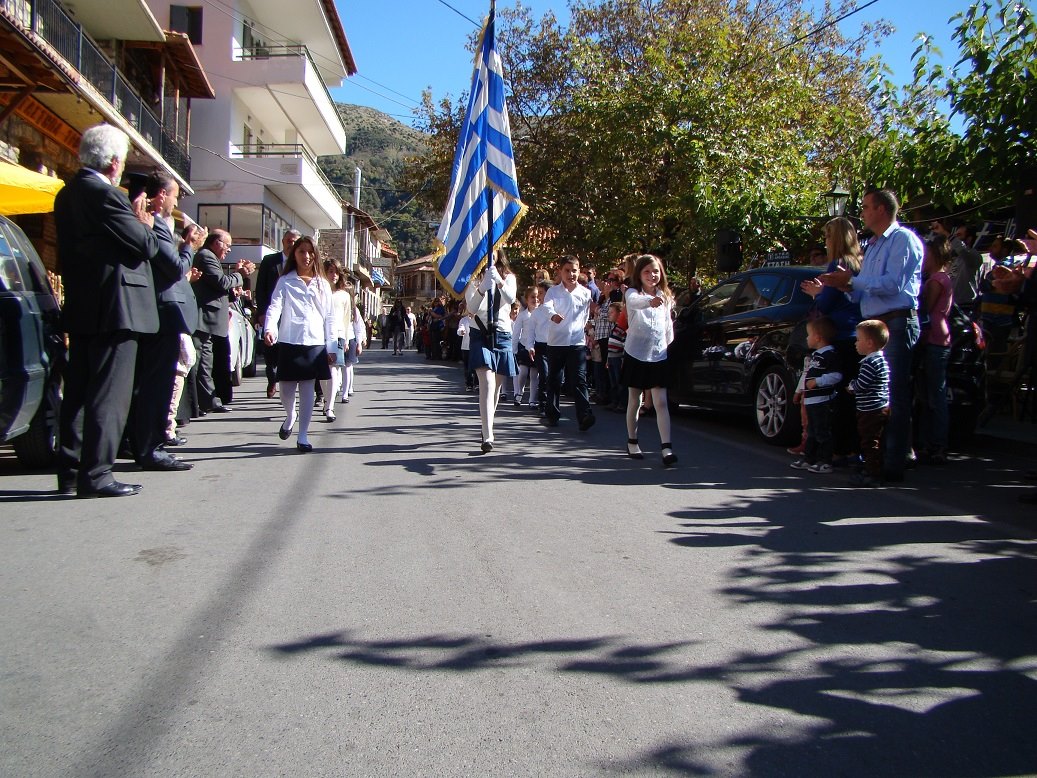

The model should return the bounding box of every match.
[237,43,338,115]
[233,143,341,199]
[6,0,192,180]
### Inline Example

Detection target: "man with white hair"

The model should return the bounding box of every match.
[54,123,162,498]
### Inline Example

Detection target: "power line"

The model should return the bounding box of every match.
[771,0,881,59]
[433,0,481,28]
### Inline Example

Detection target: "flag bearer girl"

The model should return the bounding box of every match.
[464,250,518,453]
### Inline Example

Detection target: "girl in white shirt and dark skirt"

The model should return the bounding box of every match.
[464,250,518,453]
[622,254,677,466]
[263,236,334,452]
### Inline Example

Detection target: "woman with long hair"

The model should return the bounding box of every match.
[263,236,334,452]
[464,249,518,452]
[797,216,864,460]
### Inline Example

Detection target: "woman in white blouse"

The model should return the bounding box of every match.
[463,250,518,453]
[622,254,677,466]
[263,236,334,452]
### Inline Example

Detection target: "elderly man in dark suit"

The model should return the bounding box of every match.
[192,229,252,414]
[126,171,196,471]
[54,124,161,498]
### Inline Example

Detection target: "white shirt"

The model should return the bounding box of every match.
[542,282,593,347]
[351,302,366,344]
[623,287,673,363]
[329,289,350,339]
[513,307,536,350]
[464,272,518,332]
[265,271,334,347]
[457,315,473,351]
[531,304,552,343]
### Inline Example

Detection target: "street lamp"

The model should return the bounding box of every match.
[823,184,850,218]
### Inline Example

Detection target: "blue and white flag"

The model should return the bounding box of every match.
[434,8,526,297]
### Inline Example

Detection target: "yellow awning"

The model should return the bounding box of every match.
[0,162,63,216]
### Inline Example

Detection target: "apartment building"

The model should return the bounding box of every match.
[321,204,389,320]
[0,0,213,269]
[146,0,357,266]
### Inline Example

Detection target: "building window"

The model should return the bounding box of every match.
[197,204,228,232]
[170,6,203,44]
[230,204,263,246]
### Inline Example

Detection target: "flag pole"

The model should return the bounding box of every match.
[486,0,497,350]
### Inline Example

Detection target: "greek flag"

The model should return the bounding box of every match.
[434,8,526,297]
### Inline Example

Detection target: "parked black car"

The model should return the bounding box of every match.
[669,266,819,445]
[0,214,63,467]
[669,265,986,446]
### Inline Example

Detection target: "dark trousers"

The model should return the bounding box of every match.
[833,339,861,456]
[213,334,232,406]
[58,331,138,490]
[129,332,179,463]
[193,331,230,411]
[546,344,592,423]
[594,337,609,398]
[858,408,890,477]
[534,341,549,407]
[804,401,835,464]
[264,340,280,390]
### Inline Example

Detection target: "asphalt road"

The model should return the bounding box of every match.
[1,348,1036,777]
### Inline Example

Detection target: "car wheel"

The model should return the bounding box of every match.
[12,380,60,469]
[231,359,243,387]
[242,354,257,379]
[754,365,800,445]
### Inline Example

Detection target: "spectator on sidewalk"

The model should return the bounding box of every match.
[192,229,251,414]
[820,188,922,483]
[54,124,161,498]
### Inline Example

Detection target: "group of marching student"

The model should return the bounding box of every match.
[461,250,678,466]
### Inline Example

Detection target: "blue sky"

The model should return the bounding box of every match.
[329,0,978,124]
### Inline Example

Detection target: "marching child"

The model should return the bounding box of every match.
[512,287,540,407]
[622,254,677,465]
[790,316,843,474]
[847,319,890,487]
[530,280,553,415]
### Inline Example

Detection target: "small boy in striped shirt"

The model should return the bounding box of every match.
[847,319,891,487]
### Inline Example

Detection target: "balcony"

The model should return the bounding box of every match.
[231,144,342,229]
[4,0,191,181]
[230,44,346,156]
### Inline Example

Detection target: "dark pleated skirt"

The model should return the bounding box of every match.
[621,353,669,389]
[278,343,331,382]
[468,329,517,376]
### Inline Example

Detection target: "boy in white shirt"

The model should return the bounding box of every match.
[541,255,596,430]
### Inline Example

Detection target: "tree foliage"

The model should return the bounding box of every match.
[406,0,886,282]
[849,0,1035,219]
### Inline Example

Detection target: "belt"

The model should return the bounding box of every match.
[873,308,917,323]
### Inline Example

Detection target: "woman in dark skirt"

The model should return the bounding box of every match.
[263,235,334,452]
[464,249,518,453]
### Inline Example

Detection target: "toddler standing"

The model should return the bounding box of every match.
[791,316,843,474]
[847,319,891,487]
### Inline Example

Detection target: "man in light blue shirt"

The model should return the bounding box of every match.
[820,189,922,482]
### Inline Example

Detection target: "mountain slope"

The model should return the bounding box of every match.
[319,104,436,260]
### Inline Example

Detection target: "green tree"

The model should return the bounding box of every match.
[850,0,1035,221]
[408,0,886,283]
